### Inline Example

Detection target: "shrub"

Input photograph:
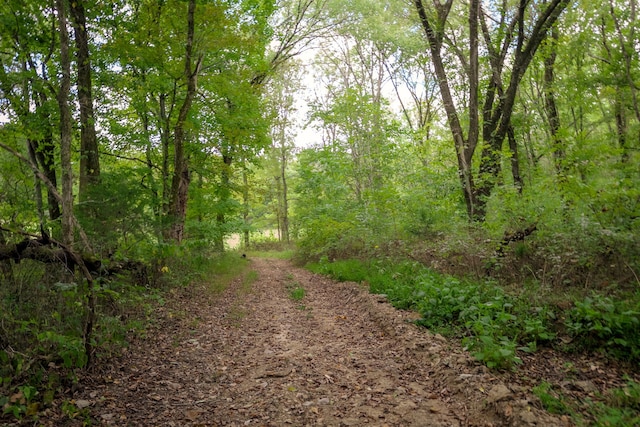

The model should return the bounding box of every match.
[565,294,640,362]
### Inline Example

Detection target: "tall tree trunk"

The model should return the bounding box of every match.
[69,0,100,203]
[280,144,290,243]
[55,0,74,246]
[55,0,97,368]
[214,153,233,251]
[614,94,629,163]
[543,26,565,175]
[413,0,480,220]
[27,139,46,226]
[242,167,250,248]
[167,0,202,242]
[507,126,523,192]
[159,92,171,220]
[32,64,62,221]
[35,129,62,221]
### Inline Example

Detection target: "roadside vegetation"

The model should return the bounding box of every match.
[0,248,248,422]
[305,253,640,425]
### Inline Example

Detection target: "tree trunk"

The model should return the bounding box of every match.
[507,126,523,192]
[413,0,480,220]
[242,167,250,248]
[35,130,61,221]
[543,26,565,175]
[27,139,46,225]
[55,0,96,367]
[280,144,290,243]
[69,0,100,202]
[214,153,233,251]
[55,0,74,247]
[167,0,202,242]
[159,93,171,219]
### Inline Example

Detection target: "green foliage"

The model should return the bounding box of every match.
[565,295,640,362]
[533,381,571,415]
[36,332,87,369]
[286,282,306,301]
[309,257,557,369]
[531,378,640,425]
[464,335,521,370]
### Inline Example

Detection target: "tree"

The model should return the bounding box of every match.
[264,62,302,243]
[413,0,572,220]
[55,0,74,246]
[69,0,100,203]
[0,0,61,224]
[166,0,202,242]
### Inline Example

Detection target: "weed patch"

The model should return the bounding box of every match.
[308,257,558,369]
[565,295,640,363]
[0,248,249,425]
[284,279,307,309]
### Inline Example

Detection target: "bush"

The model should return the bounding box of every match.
[565,294,640,362]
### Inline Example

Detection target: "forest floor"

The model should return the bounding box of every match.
[40,256,636,426]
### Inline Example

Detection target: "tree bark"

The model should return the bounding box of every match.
[242,167,250,248]
[543,26,565,175]
[69,0,100,202]
[414,0,570,220]
[413,0,480,220]
[55,0,74,247]
[214,153,233,251]
[280,145,290,244]
[507,126,523,192]
[167,0,202,242]
[476,0,571,213]
[55,0,96,366]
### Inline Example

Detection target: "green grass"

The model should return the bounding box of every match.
[288,285,306,301]
[531,379,640,426]
[248,249,295,259]
[533,381,571,415]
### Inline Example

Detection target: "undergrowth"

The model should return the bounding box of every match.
[308,257,640,369]
[0,247,247,424]
[308,256,640,422]
[532,378,640,426]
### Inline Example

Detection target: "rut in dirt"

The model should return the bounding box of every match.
[69,257,565,427]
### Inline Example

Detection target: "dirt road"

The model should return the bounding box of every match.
[66,257,567,426]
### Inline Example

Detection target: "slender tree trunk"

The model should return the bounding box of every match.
[280,149,290,244]
[507,126,523,192]
[159,93,171,218]
[242,167,250,248]
[214,153,233,251]
[69,0,100,202]
[32,66,62,221]
[614,94,629,162]
[543,26,565,175]
[55,0,96,367]
[55,0,74,246]
[167,0,202,242]
[27,140,46,225]
[413,0,480,220]
[35,130,61,221]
